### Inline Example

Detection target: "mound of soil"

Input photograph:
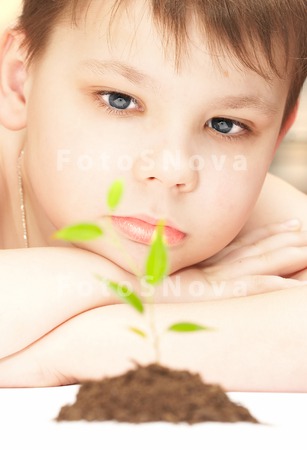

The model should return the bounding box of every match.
[56,364,259,424]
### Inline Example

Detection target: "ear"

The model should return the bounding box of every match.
[0,29,28,130]
[274,101,299,151]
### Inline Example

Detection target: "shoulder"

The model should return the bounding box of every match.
[243,173,307,233]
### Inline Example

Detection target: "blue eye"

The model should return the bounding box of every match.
[207,118,246,135]
[101,92,139,111]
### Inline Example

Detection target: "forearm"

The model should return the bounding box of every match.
[0,247,135,359]
[2,286,307,391]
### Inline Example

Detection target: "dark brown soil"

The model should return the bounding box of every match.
[56,364,259,424]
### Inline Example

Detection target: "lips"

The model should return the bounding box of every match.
[111,216,186,246]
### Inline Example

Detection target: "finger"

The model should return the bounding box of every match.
[246,276,307,295]
[290,268,307,280]
[207,245,307,279]
[203,275,306,301]
[203,219,302,266]
[233,219,302,249]
[222,231,307,263]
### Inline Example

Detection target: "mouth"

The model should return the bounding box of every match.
[111,216,186,246]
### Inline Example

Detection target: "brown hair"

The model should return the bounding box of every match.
[16,0,307,125]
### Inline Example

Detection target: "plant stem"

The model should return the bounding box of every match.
[106,217,161,363]
[106,217,142,278]
[148,294,160,364]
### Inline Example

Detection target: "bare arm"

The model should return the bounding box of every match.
[0,247,134,359]
[1,218,306,363]
[245,173,307,233]
[1,285,307,391]
[1,175,306,386]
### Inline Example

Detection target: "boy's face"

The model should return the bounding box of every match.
[23,0,289,274]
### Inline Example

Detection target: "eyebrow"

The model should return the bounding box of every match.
[212,96,278,117]
[79,59,278,116]
[79,58,156,87]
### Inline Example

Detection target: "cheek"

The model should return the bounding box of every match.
[25,86,140,225]
[27,81,139,170]
[24,137,105,231]
[189,166,265,258]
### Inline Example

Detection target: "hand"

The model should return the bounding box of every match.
[160,220,307,302]
[199,219,307,297]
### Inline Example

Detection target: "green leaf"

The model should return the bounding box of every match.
[168,322,213,333]
[53,223,103,241]
[145,220,168,285]
[107,179,124,211]
[96,276,144,313]
[129,327,147,338]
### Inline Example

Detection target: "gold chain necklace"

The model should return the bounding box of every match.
[17,150,29,248]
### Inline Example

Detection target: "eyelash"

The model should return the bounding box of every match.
[205,119,252,142]
[92,90,252,140]
[93,90,143,116]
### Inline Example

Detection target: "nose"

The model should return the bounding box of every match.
[133,137,199,193]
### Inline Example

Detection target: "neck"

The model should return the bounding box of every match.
[0,128,69,249]
[18,157,71,249]
[0,139,25,249]
[18,150,29,248]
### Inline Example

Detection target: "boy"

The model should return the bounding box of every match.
[0,0,306,390]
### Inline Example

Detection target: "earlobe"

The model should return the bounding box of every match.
[0,29,28,130]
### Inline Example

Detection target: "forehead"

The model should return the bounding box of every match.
[37,2,285,118]
[65,0,288,80]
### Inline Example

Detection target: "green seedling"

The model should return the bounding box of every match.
[53,179,212,363]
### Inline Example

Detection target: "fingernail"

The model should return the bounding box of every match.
[283,219,301,230]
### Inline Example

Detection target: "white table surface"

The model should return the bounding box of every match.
[1,385,306,450]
